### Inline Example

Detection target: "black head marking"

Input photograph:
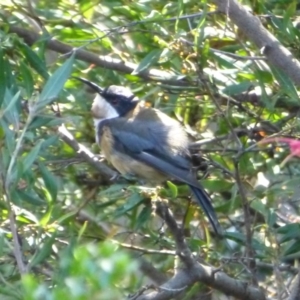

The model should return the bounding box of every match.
[73,77,139,117]
[101,85,139,117]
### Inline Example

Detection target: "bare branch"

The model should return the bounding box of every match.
[138,257,169,285]
[132,201,266,300]
[9,208,27,274]
[7,26,188,86]
[213,0,300,86]
[233,160,257,286]
[288,266,300,300]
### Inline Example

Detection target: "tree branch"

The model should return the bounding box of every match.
[288,266,300,300]
[131,201,266,300]
[7,26,189,86]
[213,0,300,86]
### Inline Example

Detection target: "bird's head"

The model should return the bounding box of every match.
[73,77,139,120]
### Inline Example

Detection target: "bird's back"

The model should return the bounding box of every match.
[128,107,190,157]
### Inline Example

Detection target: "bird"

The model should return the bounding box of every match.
[73,77,222,236]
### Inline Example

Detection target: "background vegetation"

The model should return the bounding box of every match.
[1,0,300,299]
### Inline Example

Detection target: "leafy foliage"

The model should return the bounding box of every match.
[1,0,300,299]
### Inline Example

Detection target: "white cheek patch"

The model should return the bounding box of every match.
[92,94,118,144]
[92,94,118,119]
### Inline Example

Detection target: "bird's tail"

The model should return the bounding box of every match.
[189,185,222,236]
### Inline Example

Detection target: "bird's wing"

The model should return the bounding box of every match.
[105,119,198,186]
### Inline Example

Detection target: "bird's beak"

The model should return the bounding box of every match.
[72,76,104,94]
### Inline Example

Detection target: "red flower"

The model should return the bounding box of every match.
[258,137,300,166]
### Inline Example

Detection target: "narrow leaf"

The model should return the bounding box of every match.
[166,181,178,198]
[21,43,49,80]
[2,89,20,126]
[222,81,253,96]
[2,90,20,118]
[135,206,151,229]
[39,162,58,202]
[132,50,162,74]
[271,66,300,101]
[114,193,144,216]
[20,61,34,98]
[13,190,45,205]
[37,54,74,108]
[30,233,57,267]
[22,140,44,173]
[0,49,6,107]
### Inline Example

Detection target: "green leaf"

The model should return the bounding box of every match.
[114,193,144,216]
[266,210,277,228]
[283,2,297,25]
[36,53,74,110]
[132,49,162,74]
[277,224,300,243]
[0,146,11,171]
[21,43,49,80]
[13,190,45,205]
[270,66,300,101]
[135,206,151,229]
[283,240,300,257]
[1,120,16,153]
[28,116,54,130]
[22,140,44,173]
[250,199,267,218]
[38,135,59,153]
[20,61,34,98]
[30,233,57,267]
[201,179,233,193]
[39,162,58,202]
[166,181,178,198]
[0,49,6,107]
[2,88,20,125]
[1,90,20,119]
[222,81,254,96]
[39,206,53,226]
[144,10,163,21]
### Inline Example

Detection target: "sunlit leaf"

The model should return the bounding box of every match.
[132,49,163,74]
[36,54,75,110]
[166,181,178,198]
[39,162,58,202]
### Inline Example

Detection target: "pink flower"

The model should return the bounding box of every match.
[258,137,300,166]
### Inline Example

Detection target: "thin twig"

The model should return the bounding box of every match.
[9,208,27,274]
[233,160,257,286]
[117,242,176,255]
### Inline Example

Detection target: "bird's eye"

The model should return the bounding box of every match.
[111,98,119,105]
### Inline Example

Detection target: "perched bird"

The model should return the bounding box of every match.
[74,77,222,235]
